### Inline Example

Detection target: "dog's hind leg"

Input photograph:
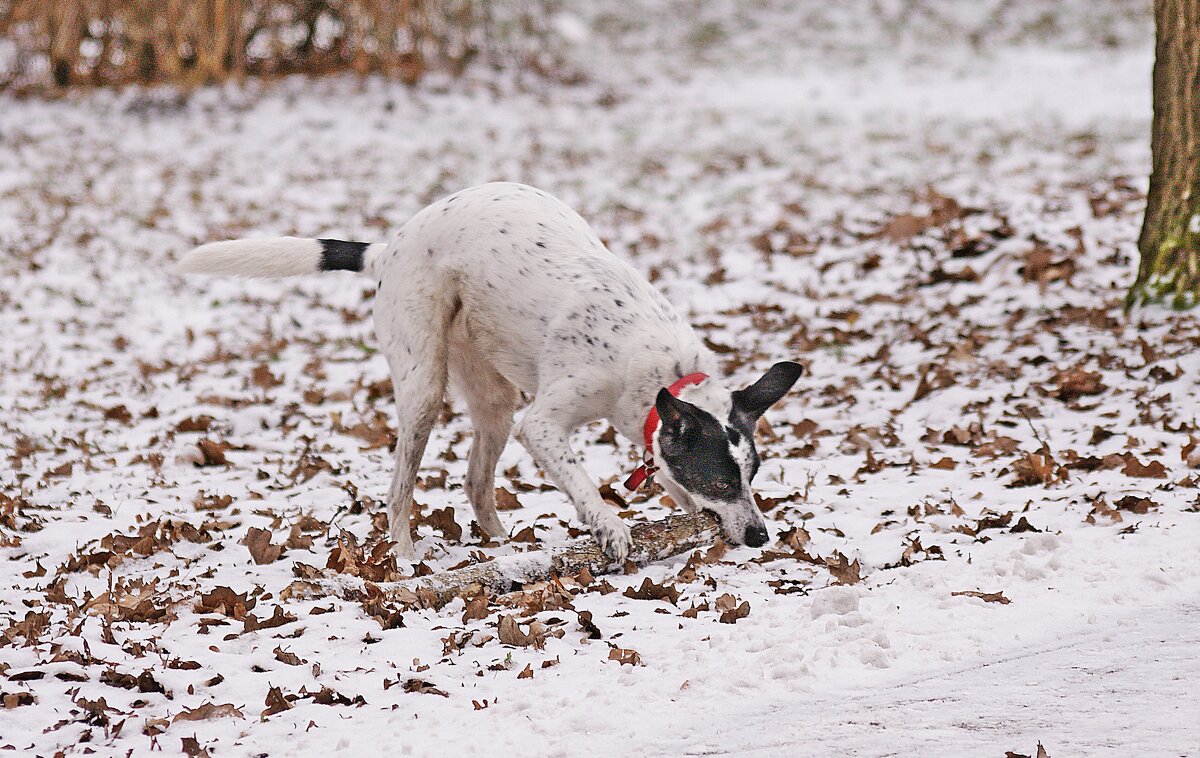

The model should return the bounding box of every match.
[375,278,457,560]
[448,338,519,539]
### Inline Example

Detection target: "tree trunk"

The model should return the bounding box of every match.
[282,512,721,608]
[1131,0,1200,309]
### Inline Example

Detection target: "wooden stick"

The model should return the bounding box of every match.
[282,512,720,607]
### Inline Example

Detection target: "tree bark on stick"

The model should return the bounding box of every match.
[1131,0,1200,309]
[282,512,720,607]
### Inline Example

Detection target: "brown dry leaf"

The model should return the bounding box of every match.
[826,552,862,585]
[284,524,314,550]
[243,527,283,565]
[1085,495,1123,524]
[1113,495,1157,514]
[1020,243,1076,288]
[517,664,534,680]
[195,439,230,467]
[244,605,297,633]
[511,526,539,544]
[576,610,602,640]
[423,507,463,542]
[84,579,170,623]
[176,415,214,433]
[715,594,751,624]
[251,364,282,389]
[912,363,956,402]
[261,686,293,718]
[494,488,523,511]
[778,526,811,551]
[598,481,628,509]
[976,511,1014,532]
[325,531,401,583]
[402,679,449,697]
[1010,516,1041,533]
[702,539,727,564]
[334,411,395,450]
[880,213,932,242]
[181,736,211,757]
[1121,457,1168,479]
[142,717,170,735]
[607,647,642,666]
[273,647,305,666]
[622,577,681,605]
[1010,452,1063,487]
[462,593,490,623]
[951,590,1011,605]
[1052,366,1106,402]
[2,692,36,708]
[193,493,232,512]
[497,614,533,647]
[173,702,245,723]
[104,405,133,424]
[974,435,1020,458]
[195,586,255,620]
[1181,435,1200,468]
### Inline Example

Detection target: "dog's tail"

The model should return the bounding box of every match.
[176,237,385,279]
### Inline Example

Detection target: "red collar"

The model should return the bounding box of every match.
[624,372,709,490]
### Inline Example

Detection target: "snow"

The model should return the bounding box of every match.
[3,2,1198,756]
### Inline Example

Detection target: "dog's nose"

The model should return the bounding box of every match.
[744,524,769,548]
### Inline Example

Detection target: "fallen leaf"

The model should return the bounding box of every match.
[622,577,681,605]
[173,702,245,723]
[251,364,282,389]
[195,587,255,620]
[1113,495,1157,514]
[402,679,448,697]
[494,488,522,510]
[951,590,1011,604]
[607,647,642,666]
[244,605,296,633]
[243,527,283,564]
[195,439,230,467]
[826,552,862,585]
[261,686,293,718]
[1051,366,1106,402]
[1121,457,1168,479]
[462,593,490,623]
[422,507,463,542]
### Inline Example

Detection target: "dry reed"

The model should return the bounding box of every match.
[0,0,557,90]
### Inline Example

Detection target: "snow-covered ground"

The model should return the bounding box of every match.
[3,2,1197,756]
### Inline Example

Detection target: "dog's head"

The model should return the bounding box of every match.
[652,362,803,547]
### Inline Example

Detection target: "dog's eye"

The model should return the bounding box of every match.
[714,480,731,491]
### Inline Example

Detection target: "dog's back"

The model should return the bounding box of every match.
[378,182,704,396]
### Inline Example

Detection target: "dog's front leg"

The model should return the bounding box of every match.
[515,403,633,561]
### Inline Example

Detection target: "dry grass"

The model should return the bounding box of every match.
[0,0,558,90]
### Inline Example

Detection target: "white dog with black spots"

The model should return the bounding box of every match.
[180,182,802,561]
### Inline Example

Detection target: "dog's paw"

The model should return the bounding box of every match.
[590,511,633,562]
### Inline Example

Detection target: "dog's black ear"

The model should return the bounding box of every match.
[732,362,804,421]
[656,387,696,439]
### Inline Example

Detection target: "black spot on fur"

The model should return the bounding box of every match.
[318,239,368,272]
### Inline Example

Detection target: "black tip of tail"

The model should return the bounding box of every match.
[318,239,369,272]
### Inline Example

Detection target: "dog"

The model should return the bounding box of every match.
[179,182,802,561]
